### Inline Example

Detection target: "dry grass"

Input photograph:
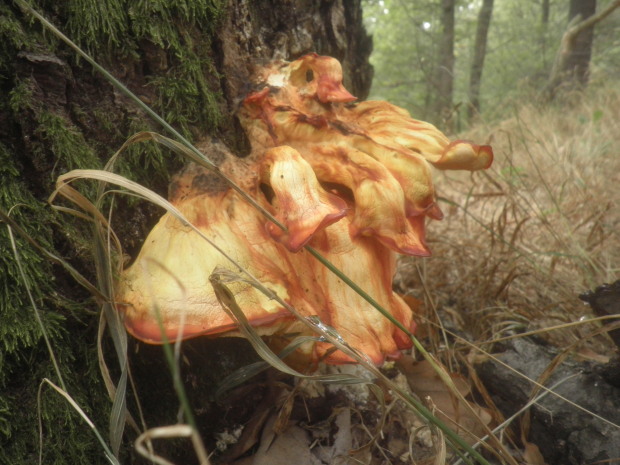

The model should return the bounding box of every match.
[397,84,620,350]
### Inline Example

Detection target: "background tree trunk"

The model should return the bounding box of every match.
[0,1,372,463]
[467,0,494,123]
[564,0,597,85]
[546,0,620,99]
[430,0,455,129]
[540,0,552,70]
[542,0,551,25]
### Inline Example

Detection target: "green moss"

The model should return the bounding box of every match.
[1,340,111,464]
[0,37,109,465]
[0,141,110,464]
[0,144,58,358]
[128,0,224,45]
[35,110,101,172]
[9,81,102,202]
[89,107,116,134]
[7,79,34,114]
[148,53,222,137]
[128,0,226,136]
[0,1,229,462]
[0,397,10,438]
[9,79,102,175]
[61,0,226,137]
[116,116,171,185]
[0,3,32,54]
[62,0,224,55]
[65,0,131,52]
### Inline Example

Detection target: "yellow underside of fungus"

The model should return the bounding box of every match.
[115,53,493,365]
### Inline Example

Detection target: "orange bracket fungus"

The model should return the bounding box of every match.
[115,53,493,365]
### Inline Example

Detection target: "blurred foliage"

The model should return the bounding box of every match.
[363,0,620,130]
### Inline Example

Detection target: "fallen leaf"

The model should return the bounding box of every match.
[396,356,492,444]
[250,413,322,465]
[523,440,548,465]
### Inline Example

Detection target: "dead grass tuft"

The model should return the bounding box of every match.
[397,84,620,350]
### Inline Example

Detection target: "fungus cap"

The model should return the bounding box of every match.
[116,54,494,365]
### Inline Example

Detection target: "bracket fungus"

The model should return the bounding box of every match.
[115,54,493,365]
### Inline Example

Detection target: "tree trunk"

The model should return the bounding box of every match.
[467,0,494,123]
[0,1,372,463]
[546,0,620,99]
[542,0,550,25]
[564,0,597,86]
[540,0,551,71]
[430,0,455,130]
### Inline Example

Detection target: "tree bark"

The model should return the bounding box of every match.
[0,1,373,463]
[467,0,494,123]
[430,0,455,130]
[217,0,374,117]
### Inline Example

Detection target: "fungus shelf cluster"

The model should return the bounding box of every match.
[116,54,493,365]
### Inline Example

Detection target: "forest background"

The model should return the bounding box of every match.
[364,0,620,128]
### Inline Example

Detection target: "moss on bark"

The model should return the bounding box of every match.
[0,0,372,462]
[0,1,226,462]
